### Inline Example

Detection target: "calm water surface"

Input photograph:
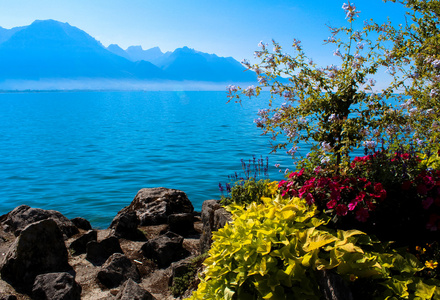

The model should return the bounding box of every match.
[0,91,296,227]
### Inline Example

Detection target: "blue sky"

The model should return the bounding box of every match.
[0,0,409,64]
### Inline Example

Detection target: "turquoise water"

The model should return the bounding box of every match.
[0,91,297,228]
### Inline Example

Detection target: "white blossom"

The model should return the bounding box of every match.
[244,85,256,97]
[321,141,332,152]
[227,85,238,93]
[363,140,376,149]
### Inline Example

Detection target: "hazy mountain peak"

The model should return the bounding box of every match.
[126,45,143,51]
[0,19,255,84]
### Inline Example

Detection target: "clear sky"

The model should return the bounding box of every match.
[0,0,409,66]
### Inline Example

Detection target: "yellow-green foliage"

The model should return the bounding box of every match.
[419,151,440,170]
[188,196,440,299]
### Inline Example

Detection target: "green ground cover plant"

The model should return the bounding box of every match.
[188,196,439,299]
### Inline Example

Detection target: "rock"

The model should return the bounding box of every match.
[214,208,231,230]
[70,217,92,231]
[97,253,141,288]
[69,230,97,255]
[141,231,189,268]
[109,210,146,241]
[115,278,156,300]
[199,200,231,253]
[169,259,192,286]
[115,188,194,226]
[86,236,123,266]
[0,219,71,292]
[32,272,82,300]
[1,205,79,238]
[168,213,194,236]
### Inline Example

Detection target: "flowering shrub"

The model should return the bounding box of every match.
[278,167,386,225]
[279,150,440,244]
[227,2,400,168]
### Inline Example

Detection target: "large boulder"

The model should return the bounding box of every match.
[141,231,189,268]
[167,213,194,236]
[97,253,141,288]
[109,210,146,241]
[70,217,92,231]
[0,205,79,238]
[115,188,194,226]
[86,236,123,266]
[0,219,71,292]
[115,278,156,300]
[69,230,97,255]
[32,272,82,300]
[199,200,231,253]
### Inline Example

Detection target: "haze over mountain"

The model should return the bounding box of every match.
[0,19,256,88]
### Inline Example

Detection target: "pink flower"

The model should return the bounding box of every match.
[356,208,369,222]
[336,204,348,216]
[348,200,358,211]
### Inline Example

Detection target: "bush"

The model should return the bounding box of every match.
[187,196,440,299]
[278,150,440,245]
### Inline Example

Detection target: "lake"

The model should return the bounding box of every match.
[0,91,298,228]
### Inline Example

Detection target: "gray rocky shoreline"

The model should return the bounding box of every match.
[0,187,231,300]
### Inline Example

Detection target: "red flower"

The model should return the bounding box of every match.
[326,199,337,209]
[366,200,376,211]
[355,208,369,222]
[336,204,348,216]
[305,193,315,205]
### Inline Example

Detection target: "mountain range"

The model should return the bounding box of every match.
[0,20,256,85]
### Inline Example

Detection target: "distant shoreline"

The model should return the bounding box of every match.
[0,79,258,92]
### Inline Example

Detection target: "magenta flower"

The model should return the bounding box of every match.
[336,204,348,216]
[327,199,337,209]
[355,208,369,222]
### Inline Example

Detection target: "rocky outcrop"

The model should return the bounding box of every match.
[0,205,79,238]
[0,219,71,292]
[97,253,141,288]
[32,272,82,300]
[86,236,123,266]
[116,279,156,300]
[114,188,194,226]
[0,191,207,299]
[141,231,190,268]
[199,200,232,253]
